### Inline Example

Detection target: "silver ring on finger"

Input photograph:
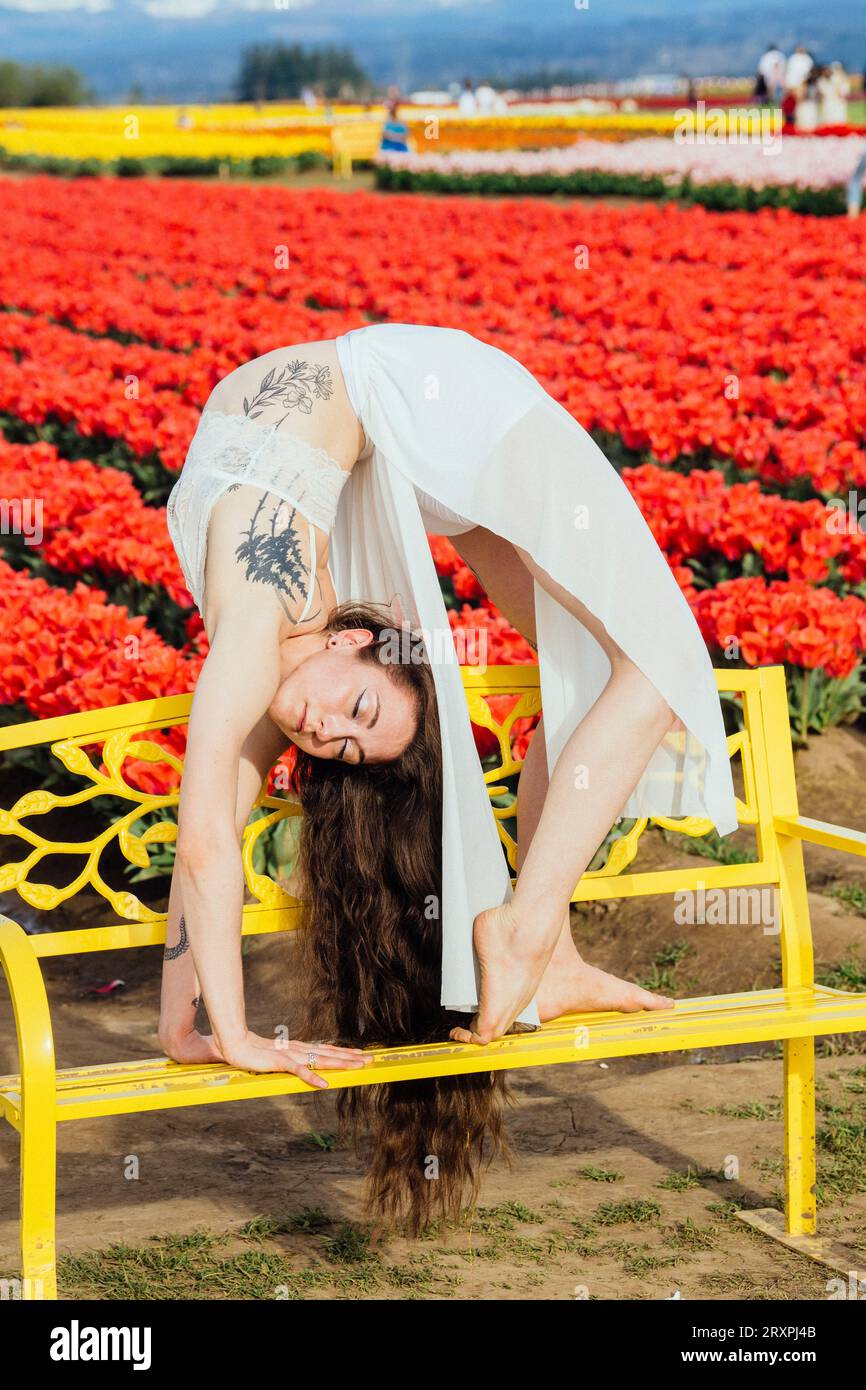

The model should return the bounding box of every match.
[308,1051,318,1068]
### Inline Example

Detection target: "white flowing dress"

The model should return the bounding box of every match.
[330,323,737,1028]
[168,322,738,1030]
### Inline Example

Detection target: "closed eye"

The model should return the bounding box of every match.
[337,688,380,764]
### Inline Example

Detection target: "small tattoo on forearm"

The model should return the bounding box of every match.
[164,914,190,961]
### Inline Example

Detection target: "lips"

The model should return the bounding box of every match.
[296,702,307,734]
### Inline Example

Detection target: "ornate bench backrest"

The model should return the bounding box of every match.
[0,664,794,962]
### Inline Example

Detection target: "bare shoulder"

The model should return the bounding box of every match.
[207,339,363,469]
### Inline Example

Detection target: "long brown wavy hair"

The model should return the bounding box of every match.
[288,599,514,1235]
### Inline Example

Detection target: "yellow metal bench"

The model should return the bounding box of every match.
[329,119,385,178]
[1,662,866,1299]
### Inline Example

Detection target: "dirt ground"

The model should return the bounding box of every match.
[1,722,866,1300]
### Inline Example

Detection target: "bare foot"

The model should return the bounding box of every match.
[536,959,674,1023]
[448,901,549,1046]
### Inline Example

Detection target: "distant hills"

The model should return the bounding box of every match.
[0,0,863,104]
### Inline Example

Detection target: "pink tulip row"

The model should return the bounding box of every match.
[379,136,866,191]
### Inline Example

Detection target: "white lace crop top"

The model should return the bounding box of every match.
[165,409,351,616]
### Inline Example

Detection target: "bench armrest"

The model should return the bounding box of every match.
[774,815,866,859]
[0,915,56,1116]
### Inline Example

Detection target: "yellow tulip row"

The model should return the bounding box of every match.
[0,102,779,163]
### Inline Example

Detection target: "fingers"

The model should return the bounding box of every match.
[286,1046,371,1073]
[301,1043,370,1061]
[294,1063,330,1090]
[255,1033,369,1060]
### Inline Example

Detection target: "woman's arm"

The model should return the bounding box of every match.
[158,709,286,1063]
[164,604,369,1085]
[171,607,271,1047]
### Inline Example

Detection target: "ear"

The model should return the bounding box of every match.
[326,628,375,650]
[386,589,420,629]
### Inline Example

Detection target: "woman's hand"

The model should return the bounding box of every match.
[218,1031,373,1088]
[160,1027,226,1066]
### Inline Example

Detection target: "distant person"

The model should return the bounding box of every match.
[795,65,821,131]
[818,61,850,125]
[680,74,697,106]
[785,44,814,92]
[780,87,798,133]
[300,84,317,110]
[475,81,497,114]
[379,96,410,153]
[847,145,866,216]
[457,77,477,115]
[757,43,786,103]
[176,106,193,130]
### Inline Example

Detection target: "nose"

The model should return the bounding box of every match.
[314,712,347,741]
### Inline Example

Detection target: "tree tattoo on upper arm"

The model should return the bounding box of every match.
[234,490,324,625]
[243,359,333,426]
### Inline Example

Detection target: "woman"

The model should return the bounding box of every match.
[161,324,738,1224]
[818,61,850,126]
[795,66,821,132]
[379,95,411,154]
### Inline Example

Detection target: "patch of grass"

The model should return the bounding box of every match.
[816,952,866,991]
[56,1214,467,1301]
[576,1165,625,1183]
[816,1109,866,1199]
[705,1197,765,1223]
[466,1229,594,1265]
[623,1250,686,1276]
[596,1237,639,1259]
[639,940,694,992]
[58,1229,305,1301]
[654,941,694,969]
[384,1255,455,1294]
[664,1218,719,1252]
[236,1215,295,1241]
[323,1223,376,1265]
[657,1165,713,1192]
[754,1156,785,1179]
[828,883,866,917]
[665,827,757,865]
[593,1197,662,1226]
[457,1203,598,1266]
[305,1131,339,1151]
[705,1099,782,1121]
[466,1201,545,1234]
[700,1270,759,1293]
[282,1207,334,1235]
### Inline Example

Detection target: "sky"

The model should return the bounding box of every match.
[0,0,860,102]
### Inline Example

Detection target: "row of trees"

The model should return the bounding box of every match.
[0,44,369,109]
[0,61,92,108]
[236,43,371,102]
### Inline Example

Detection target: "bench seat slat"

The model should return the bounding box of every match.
[2,986,864,1129]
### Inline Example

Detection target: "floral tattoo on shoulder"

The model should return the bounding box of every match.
[243,359,334,427]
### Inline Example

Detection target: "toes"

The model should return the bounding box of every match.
[449,1027,475,1044]
[449,1024,490,1045]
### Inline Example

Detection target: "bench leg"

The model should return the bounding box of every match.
[783,1035,817,1236]
[19,1107,57,1300]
